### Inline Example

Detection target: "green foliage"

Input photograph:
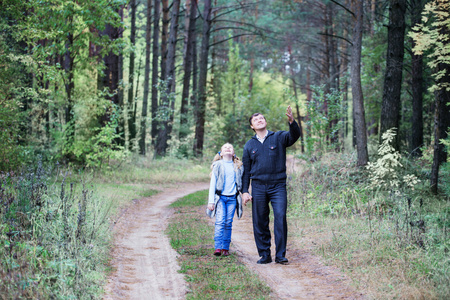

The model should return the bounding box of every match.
[366,128,421,192]
[0,98,24,172]
[361,24,386,133]
[440,132,450,197]
[62,102,127,168]
[0,0,129,169]
[0,162,112,299]
[304,85,345,154]
[0,12,33,171]
[410,0,450,92]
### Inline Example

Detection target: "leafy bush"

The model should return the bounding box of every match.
[53,100,127,168]
[366,128,421,192]
[0,99,24,172]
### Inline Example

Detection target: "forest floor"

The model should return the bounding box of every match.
[103,157,365,299]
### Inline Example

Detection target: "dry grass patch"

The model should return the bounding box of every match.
[288,214,438,299]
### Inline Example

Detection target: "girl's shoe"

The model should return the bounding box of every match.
[221,249,229,256]
[214,249,222,256]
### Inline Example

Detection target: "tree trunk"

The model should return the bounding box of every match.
[139,0,153,155]
[191,23,198,127]
[64,27,74,127]
[430,23,450,194]
[128,0,137,151]
[156,0,181,156]
[151,0,161,147]
[98,23,121,112]
[193,0,212,157]
[180,0,198,139]
[160,0,169,83]
[379,0,407,150]
[351,0,369,166]
[341,24,350,150]
[410,0,425,157]
[430,83,450,193]
[118,6,125,145]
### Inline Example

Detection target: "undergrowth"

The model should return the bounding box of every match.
[288,147,449,299]
[0,161,111,299]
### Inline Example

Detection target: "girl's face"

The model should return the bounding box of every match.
[221,143,234,157]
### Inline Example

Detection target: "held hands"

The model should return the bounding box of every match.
[242,193,252,206]
[286,105,294,124]
[207,203,215,211]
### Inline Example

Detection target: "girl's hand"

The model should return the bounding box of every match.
[243,193,252,206]
[208,203,215,211]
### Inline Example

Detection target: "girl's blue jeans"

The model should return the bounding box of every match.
[214,195,237,250]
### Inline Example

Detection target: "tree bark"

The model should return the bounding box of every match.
[128,0,137,151]
[64,23,74,126]
[160,0,169,83]
[95,6,123,144]
[151,0,161,147]
[193,0,212,157]
[351,0,369,166]
[139,0,152,155]
[379,0,407,150]
[430,22,450,194]
[180,0,198,139]
[430,81,450,193]
[410,0,425,157]
[341,23,350,150]
[118,6,125,145]
[156,0,181,156]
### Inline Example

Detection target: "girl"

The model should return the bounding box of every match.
[206,143,243,256]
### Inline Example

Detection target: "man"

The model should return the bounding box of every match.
[242,105,300,265]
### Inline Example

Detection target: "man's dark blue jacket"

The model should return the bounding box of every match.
[242,121,301,194]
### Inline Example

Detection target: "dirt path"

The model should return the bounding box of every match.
[103,182,209,300]
[104,160,363,299]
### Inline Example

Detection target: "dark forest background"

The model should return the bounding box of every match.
[1,0,449,190]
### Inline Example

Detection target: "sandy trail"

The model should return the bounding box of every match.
[103,182,209,300]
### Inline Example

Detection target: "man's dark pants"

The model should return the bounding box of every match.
[251,182,287,259]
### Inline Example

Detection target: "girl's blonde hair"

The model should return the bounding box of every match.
[210,143,243,171]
